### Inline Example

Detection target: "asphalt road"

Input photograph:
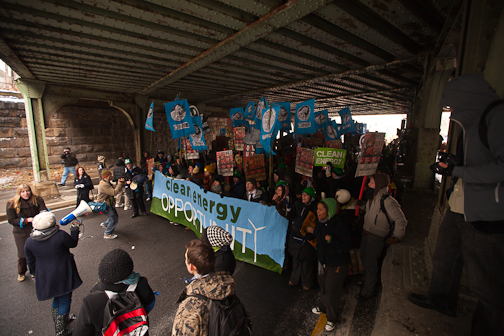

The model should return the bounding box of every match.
[0,203,378,336]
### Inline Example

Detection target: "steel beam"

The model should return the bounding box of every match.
[139,0,335,95]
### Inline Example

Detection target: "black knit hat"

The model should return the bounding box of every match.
[98,249,134,284]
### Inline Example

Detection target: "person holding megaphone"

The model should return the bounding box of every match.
[24,211,82,336]
[96,169,125,240]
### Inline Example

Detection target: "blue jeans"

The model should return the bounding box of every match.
[104,206,118,235]
[61,166,76,185]
[52,292,72,315]
[145,181,152,199]
[429,208,504,335]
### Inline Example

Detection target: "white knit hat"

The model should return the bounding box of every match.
[33,212,56,230]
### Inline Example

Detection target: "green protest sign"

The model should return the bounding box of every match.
[314,148,346,167]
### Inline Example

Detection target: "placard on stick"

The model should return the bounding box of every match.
[295,147,315,177]
[355,132,385,177]
[216,150,234,176]
[243,154,267,181]
[234,127,246,151]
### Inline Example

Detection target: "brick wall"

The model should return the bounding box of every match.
[0,101,29,168]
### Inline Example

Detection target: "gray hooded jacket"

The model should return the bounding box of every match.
[440,75,504,222]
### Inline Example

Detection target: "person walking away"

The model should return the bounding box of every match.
[112,158,131,210]
[172,239,236,336]
[307,198,352,332]
[24,212,82,336]
[73,249,156,336]
[124,158,147,218]
[357,173,407,300]
[6,184,47,282]
[58,147,78,186]
[97,170,124,239]
[74,166,93,206]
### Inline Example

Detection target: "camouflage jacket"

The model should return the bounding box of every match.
[172,271,235,336]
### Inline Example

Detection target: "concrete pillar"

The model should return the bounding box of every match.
[15,78,51,182]
[413,58,455,190]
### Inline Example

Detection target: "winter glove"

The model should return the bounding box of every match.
[429,162,454,175]
[386,237,400,245]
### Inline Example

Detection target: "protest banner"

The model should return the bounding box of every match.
[295,147,315,177]
[325,140,342,149]
[234,127,246,151]
[314,148,347,168]
[243,154,267,181]
[164,99,196,139]
[244,144,255,158]
[355,132,385,177]
[216,150,234,176]
[183,139,199,160]
[151,172,288,273]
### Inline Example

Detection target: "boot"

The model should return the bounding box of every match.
[55,314,72,336]
[51,308,58,324]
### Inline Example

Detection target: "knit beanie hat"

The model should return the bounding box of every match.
[233,170,242,177]
[332,167,344,176]
[193,166,200,174]
[205,226,233,247]
[204,165,215,174]
[246,177,256,185]
[99,249,134,285]
[302,187,316,198]
[320,198,337,221]
[276,180,287,187]
[101,169,112,178]
[33,212,56,230]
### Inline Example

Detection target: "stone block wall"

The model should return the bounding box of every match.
[0,101,30,168]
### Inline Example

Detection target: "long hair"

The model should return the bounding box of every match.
[8,184,39,213]
[76,166,87,178]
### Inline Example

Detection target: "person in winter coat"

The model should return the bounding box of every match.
[73,249,155,336]
[140,151,153,201]
[201,225,236,275]
[408,75,504,334]
[24,212,82,336]
[357,173,407,300]
[112,158,131,210]
[96,155,113,181]
[96,170,124,239]
[288,187,318,290]
[58,147,78,186]
[243,178,267,203]
[307,198,352,332]
[73,166,93,206]
[172,239,236,336]
[229,170,246,199]
[124,158,147,218]
[6,183,47,282]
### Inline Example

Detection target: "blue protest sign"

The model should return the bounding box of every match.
[145,101,155,132]
[315,109,329,131]
[151,172,288,273]
[230,107,244,127]
[260,105,280,155]
[189,115,208,150]
[244,102,255,120]
[294,98,317,134]
[325,120,341,140]
[273,101,291,131]
[164,99,195,139]
[338,107,357,134]
[254,97,269,129]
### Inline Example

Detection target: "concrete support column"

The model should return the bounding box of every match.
[413,58,455,190]
[15,78,50,182]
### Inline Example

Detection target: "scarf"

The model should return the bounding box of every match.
[115,271,140,285]
[31,226,59,241]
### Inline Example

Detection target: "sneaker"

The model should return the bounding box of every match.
[123,206,132,211]
[145,198,151,202]
[17,274,26,282]
[115,203,124,208]
[325,321,336,332]
[311,307,322,315]
[100,222,107,228]
[104,234,118,239]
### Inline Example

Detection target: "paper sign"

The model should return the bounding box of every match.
[234,127,246,151]
[355,132,386,177]
[314,148,347,167]
[244,154,267,181]
[295,147,315,177]
[217,150,234,176]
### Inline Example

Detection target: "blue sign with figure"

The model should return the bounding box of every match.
[244,102,255,120]
[189,115,207,150]
[260,105,280,155]
[145,102,155,132]
[164,99,196,139]
[254,97,269,129]
[294,98,316,134]
[273,101,291,131]
[230,107,244,127]
[325,120,341,140]
[338,107,357,135]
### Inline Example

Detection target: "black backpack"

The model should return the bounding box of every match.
[191,294,252,336]
[380,193,395,239]
[102,282,149,336]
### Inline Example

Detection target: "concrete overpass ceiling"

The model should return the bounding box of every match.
[0,0,461,115]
